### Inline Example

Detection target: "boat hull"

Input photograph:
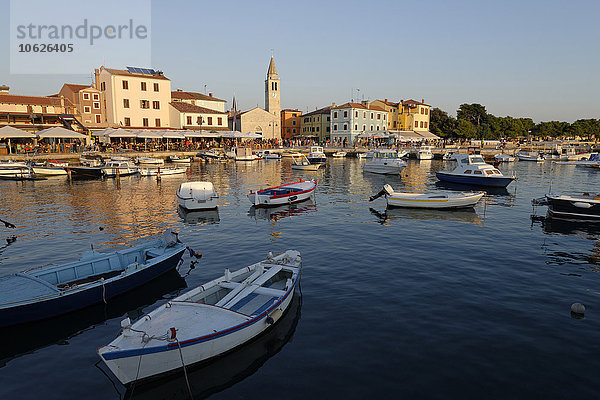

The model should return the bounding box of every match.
[0,246,185,328]
[177,196,219,210]
[69,166,104,178]
[387,192,484,209]
[363,164,406,175]
[436,171,514,187]
[547,196,600,220]
[248,181,316,207]
[31,167,68,176]
[102,167,139,177]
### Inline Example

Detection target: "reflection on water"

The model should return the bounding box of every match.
[177,206,220,225]
[115,292,302,400]
[248,200,317,222]
[0,270,187,368]
[369,206,483,226]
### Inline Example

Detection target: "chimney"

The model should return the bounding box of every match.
[332,102,336,107]
[422,99,425,104]
[209,92,213,97]
[384,98,388,102]
[0,85,9,94]
[94,69,100,89]
[60,95,65,107]
[361,100,369,108]
[177,89,183,92]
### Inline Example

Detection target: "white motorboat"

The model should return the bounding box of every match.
[139,167,188,176]
[362,149,407,175]
[248,180,316,207]
[494,154,516,162]
[332,151,347,158]
[136,157,164,165]
[79,152,105,167]
[291,155,321,171]
[307,146,326,164]
[554,153,600,166]
[176,181,219,210]
[168,155,192,164]
[101,161,138,177]
[196,149,228,161]
[436,154,516,187]
[397,150,410,159]
[29,162,68,176]
[263,150,281,160]
[443,150,458,161]
[281,150,303,158]
[516,151,544,162]
[356,152,368,159]
[98,250,302,385]
[0,162,39,180]
[417,146,434,160]
[370,184,484,209]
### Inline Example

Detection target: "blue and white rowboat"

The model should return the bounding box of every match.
[98,250,302,385]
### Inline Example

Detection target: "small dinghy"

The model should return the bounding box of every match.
[140,167,187,176]
[332,151,347,157]
[177,181,219,210]
[98,250,302,385]
[167,155,192,164]
[136,157,164,165]
[0,230,189,327]
[494,154,515,162]
[291,154,320,171]
[248,180,316,207]
[370,184,484,209]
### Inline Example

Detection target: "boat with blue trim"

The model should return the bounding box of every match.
[0,230,188,328]
[436,154,516,187]
[248,180,316,207]
[98,250,302,385]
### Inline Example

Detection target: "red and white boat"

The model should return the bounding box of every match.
[248,180,316,207]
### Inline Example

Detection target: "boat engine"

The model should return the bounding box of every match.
[369,184,394,201]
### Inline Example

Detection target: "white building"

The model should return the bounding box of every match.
[169,101,228,131]
[96,66,171,129]
[330,102,387,144]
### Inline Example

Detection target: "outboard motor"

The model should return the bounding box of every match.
[369,184,394,201]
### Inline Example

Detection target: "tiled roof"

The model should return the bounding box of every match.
[374,99,399,107]
[332,102,387,112]
[102,67,170,81]
[303,106,332,117]
[171,91,225,102]
[0,94,63,106]
[63,83,92,92]
[369,105,387,112]
[401,99,430,107]
[169,102,225,114]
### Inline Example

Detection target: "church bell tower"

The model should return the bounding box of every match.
[265,56,281,117]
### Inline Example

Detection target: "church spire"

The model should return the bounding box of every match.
[267,56,278,78]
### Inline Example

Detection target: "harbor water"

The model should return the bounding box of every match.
[1,157,600,399]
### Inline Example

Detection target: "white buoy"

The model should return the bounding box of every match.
[571,303,585,315]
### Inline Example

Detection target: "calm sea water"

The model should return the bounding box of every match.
[1,157,600,399]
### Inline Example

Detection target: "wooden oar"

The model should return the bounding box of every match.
[0,219,16,229]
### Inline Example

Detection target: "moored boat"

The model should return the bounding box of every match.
[98,250,302,385]
[167,155,192,164]
[307,146,326,164]
[0,230,189,328]
[263,150,281,160]
[136,157,164,165]
[176,181,219,210]
[139,167,187,176]
[370,184,484,209]
[436,154,516,187]
[417,146,434,160]
[494,153,516,162]
[291,154,321,171]
[248,180,316,207]
[101,160,139,177]
[362,149,407,175]
[29,161,68,176]
[533,193,600,220]
[516,151,544,162]
[332,151,347,158]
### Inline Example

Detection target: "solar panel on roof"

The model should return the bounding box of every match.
[126,66,157,75]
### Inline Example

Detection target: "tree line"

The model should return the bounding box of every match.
[429,103,600,139]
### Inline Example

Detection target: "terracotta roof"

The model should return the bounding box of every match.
[169,102,225,114]
[401,99,430,107]
[102,67,170,81]
[63,83,92,92]
[332,102,387,112]
[303,106,331,117]
[0,94,63,106]
[171,91,225,102]
[374,99,399,107]
[369,105,387,112]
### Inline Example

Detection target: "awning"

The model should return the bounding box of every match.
[37,126,88,139]
[135,130,164,139]
[107,129,137,138]
[220,131,262,139]
[0,125,36,138]
[182,130,222,138]
[161,131,186,139]
[389,130,440,141]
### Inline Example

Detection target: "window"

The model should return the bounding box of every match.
[420,121,424,128]
[84,106,91,113]
[140,100,150,109]
[141,82,147,91]
[363,125,366,131]
[197,117,202,125]
[152,101,160,109]
[334,111,338,118]
[93,94,99,101]
[363,112,366,118]
[333,124,338,130]
[187,116,192,125]
[207,117,213,125]
[123,99,130,108]
[93,102,100,109]
[383,114,386,120]
[474,170,483,175]
[316,127,319,132]
[355,111,358,117]
[275,82,277,90]
[421,108,424,114]
[124,117,131,126]
[464,170,472,174]
[292,120,296,126]
[326,127,330,132]
[100,82,106,91]
[370,125,374,131]
[485,170,493,175]
[293,128,296,134]
[425,122,428,128]
[327,116,330,121]
[122,80,128,89]
[42,106,47,113]
[153,83,159,92]
[83,93,90,100]
[371,113,374,119]
[95,114,101,123]
[343,124,348,130]
[344,111,348,118]
[142,118,149,127]
[354,125,358,130]
[218,117,222,125]
[425,108,429,115]
[155,118,161,127]
[377,113,381,120]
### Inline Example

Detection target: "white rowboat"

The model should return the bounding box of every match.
[370,184,485,209]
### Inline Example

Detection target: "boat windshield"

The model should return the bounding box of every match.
[470,156,485,163]
[376,152,397,159]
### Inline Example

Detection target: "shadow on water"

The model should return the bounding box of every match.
[248,199,317,222]
[0,270,187,368]
[434,180,512,197]
[531,214,600,236]
[110,291,303,400]
[177,206,220,225]
[369,206,483,226]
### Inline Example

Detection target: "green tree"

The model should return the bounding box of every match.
[430,107,457,138]
[457,103,488,127]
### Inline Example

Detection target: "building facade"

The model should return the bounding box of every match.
[330,102,387,144]
[171,90,226,113]
[281,109,302,140]
[370,99,399,130]
[301,106,331,143]
[96,66,171,129]
[229,107,280,139]
[398,99,431,131]
[169,102,228,130]
[59,84,107,129]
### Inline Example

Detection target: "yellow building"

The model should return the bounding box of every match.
[370,99,399,130]
[300,106,331,142]
[398,99,431,131]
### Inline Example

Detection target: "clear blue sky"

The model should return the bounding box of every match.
[1,0,598,122]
